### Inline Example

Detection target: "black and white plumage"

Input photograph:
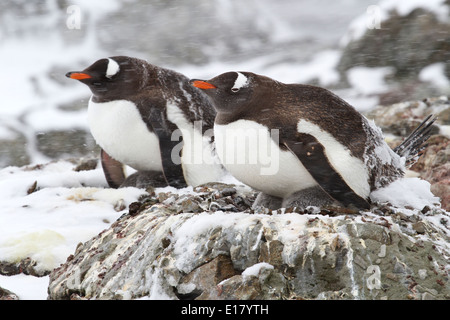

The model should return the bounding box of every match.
[66,56,224,188]
[191,71,434,210]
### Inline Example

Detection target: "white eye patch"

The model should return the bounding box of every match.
[232,72,249,91]
[106,58,120,78]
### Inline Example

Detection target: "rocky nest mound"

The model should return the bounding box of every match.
[46,180,449,300]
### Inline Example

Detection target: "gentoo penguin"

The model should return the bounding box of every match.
[66,56,224,188]
[191,72,435,210]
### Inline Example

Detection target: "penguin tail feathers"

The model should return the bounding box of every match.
[393,114,436,168]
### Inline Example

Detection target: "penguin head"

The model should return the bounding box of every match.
[66,56,150,100]
[190,71,256,114]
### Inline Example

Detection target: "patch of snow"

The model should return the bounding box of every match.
[0,124,18,140]
[347,67,393,95]
[370,177,441,210]
[0,160,148,273]
[440,125,450,139]
[0,274,49,300]
[261,50,341,86]
[419,63,450,89]
[338,91,380,113]
[242,262,274,280]
[25,107,89,132]
[380,0,449,22]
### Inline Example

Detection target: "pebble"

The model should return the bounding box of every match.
[421,292,436,300]
[412,221,426,234]
[418,269,427,280]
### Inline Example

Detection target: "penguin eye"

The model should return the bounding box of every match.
[231,88,239,93]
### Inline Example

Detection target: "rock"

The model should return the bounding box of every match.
[339,7,450,79]
[73,158,98,172]
[35,130,98,159]
[0,257,49,277]
[0,129,30,168]
[338,5,450,104]
[176,254,237,299]
[422,292,436,300]
[0,287,19,300]
[47,183,450,300]
[364,97,448,134]
[412,221,426,234]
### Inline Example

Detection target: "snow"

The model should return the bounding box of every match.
[341,0,449,45]
[347,67,393,95]
[0,274,49,300]
[0,160,148,299]
[25,108,89,132]
[1,0,448,300]
[242,262,274,280]
[419,63,450,89]
[370,177,440,210]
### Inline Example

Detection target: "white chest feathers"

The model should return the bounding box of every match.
[214,119,372,200]
[88,99,163,172]
[166,103,224,186]
[214,120,318,198]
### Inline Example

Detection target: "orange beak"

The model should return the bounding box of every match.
[66,72,92,80]
[191,80,217,90]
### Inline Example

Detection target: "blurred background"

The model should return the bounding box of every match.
[0,0,449,168]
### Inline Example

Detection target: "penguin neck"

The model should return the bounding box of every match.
[91,94,110,104]
[214,89,272,126]
[215,108,251,125]
[167,74,216,128]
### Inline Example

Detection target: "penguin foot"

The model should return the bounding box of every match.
[120,171,168,189]
[282,186,338,210]
[252,192,283,210]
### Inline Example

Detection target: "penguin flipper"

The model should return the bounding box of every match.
[148,108,188,188]
[283,134,370,210]
[101,149,126,188]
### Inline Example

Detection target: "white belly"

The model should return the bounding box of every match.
[88,98,163,172]
[166,103,224,186]
[214,120,317,198]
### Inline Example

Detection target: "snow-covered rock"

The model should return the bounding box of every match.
[0,159,148,277]
[337,0,450,105]
[47,182,449,300]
